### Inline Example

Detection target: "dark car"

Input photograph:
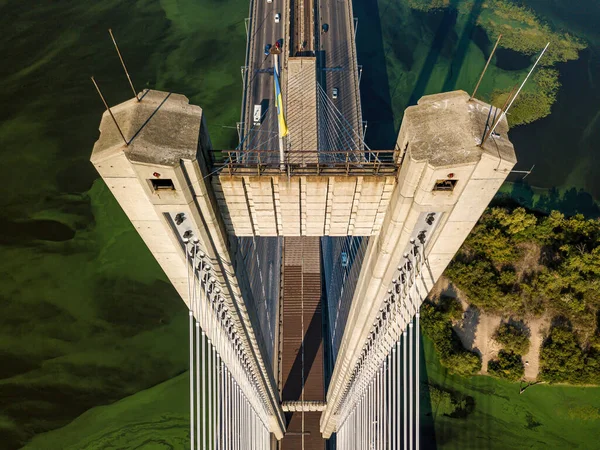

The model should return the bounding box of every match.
[322,23,329,32]
[264,44,272,56]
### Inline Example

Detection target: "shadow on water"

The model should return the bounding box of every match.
[407,0,459,106]
[353,0,483,147]
[0,218,75,244]
[494,48,533,71]
[419,330,438,450]
[508,48,600,198]
[353,0,396,149]
[441,0,484,92]
[408,0,484,105]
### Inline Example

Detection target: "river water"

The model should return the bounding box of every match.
[1,0,599,448]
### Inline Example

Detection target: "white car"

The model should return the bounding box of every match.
[274,13,280,23]
[267,0,272,3]
[332,87,338,99]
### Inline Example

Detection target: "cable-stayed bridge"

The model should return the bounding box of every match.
[89,0,518,447]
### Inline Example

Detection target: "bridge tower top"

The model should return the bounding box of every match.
[396,90,516,169]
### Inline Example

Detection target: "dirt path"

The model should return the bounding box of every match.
[454,309,502,374]
[429,276,548,379]
[522,315,550,381]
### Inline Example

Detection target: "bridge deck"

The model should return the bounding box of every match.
[280,237,325,449]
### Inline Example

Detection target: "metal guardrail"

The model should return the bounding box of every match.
[336,243,425,425]
[214,150,397,176]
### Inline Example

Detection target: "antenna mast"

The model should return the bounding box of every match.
[481,42,550,147]
[470,34,502,101]
[108,29,140,101]
[91,76,128,146]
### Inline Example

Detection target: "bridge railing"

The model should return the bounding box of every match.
[213,150,397,176]
[334,242,425,449]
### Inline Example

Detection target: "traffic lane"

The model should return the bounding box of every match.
[246,57,280,152]
[318,0,362,150]
[325,12,362,139]
[245,52,276,149]
[319,0,346,56]
[244,0,281,122]
[250,0,284,72]
[256,9,285,152]
[245,0,285,150]
[324,69,361,151]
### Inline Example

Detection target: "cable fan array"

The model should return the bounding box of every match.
[336,239,425,449]
[185,239,271,450]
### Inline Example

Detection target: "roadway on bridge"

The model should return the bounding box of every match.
[318,0,363,152]
[243,0,285,153]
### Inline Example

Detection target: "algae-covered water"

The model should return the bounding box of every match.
[1,0,599,448]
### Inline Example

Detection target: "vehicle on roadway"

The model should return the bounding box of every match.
[275,39,282,49]
[322,23,329,33]
[264,44,272,56]
[267,0,272,3]
[254,104,262,126]
[274,13,280,23]
[341,252,349,267]
[332,87,338,99]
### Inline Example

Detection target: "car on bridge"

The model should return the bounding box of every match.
[322,23,329,33]
[253,105,262,126]
[264,44,272,56]
[274,13,280,23]
[332,87,338,99]
[267,0,272,3]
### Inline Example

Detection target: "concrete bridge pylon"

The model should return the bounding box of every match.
[90,87,516,448]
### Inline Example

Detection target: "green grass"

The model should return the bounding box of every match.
[421,334,600,449]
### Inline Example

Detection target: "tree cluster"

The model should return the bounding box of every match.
[494,322,530,355]
[539,323,600,385]
[446,208,600,334]
[488,350,525,381]
[420,302,481,377]
[487,322,530,381]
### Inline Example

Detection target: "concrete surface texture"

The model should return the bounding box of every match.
[396,90,516,167]
[216,175,395,236]
[286,57,318,152]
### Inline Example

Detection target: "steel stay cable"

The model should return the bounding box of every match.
[317,86,359,156]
